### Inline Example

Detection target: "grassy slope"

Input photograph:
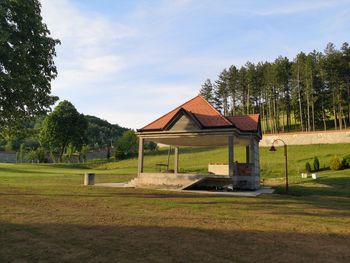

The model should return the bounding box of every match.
[0,144,350,262]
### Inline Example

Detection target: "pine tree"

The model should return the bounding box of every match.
[199,79,214,104]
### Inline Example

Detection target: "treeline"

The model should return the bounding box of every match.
[199,42,350,133]
[0,101,128,162]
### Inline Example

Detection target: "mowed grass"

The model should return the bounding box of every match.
[0,144,350,262]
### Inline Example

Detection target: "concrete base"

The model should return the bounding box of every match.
[95,183,133,188]
[120,172,260,190]
[128,173,212,189]
[94,182,274,197]
[181,187,274,197]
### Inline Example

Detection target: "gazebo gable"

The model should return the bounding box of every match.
[164,108,202,131]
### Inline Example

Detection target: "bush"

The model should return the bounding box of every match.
[305,162,312,173]
[114,130,138,160]
[341,154,350,168]
[25,149,38,163]
[330,156,343,170]
[313,156,320,171]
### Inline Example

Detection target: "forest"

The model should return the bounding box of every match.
[199,42,350,133]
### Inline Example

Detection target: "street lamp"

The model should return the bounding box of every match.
[269,139,288,194]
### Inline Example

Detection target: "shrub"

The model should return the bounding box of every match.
[330,156,343,170]
[313,156,320,171]
[114,130,138,160]
[25,149,38,163]
[341,154,350,168]
[305,162,312,173]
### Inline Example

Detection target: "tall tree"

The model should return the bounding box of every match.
[0,0,60,129]
[227,65,239,115]
[199,79,214,104]
[215,69,230,115]
[40,101,88,162]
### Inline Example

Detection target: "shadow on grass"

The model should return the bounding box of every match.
[1,223,349,263]
[274,176,350,197]
[0,167,66,175]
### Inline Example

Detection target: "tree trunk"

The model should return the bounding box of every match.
[306,92,310,131]
[311,99,315,131]
[59,144,66,163]
[347,85,350,125]
[297,66,304,131]
[333,91,337,130]
[322,107,327,131]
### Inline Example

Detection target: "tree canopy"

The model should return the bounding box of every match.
[0,0,59,128]
[200,42,350,133]
[40,101,87,162]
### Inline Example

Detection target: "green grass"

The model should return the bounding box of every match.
[1,144,350,262]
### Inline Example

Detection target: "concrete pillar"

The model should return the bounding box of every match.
[84,173,95,185]
[249,138,260,189]
[138,137,144,175]
[174,147,179,174]
[228,136,234,178]
[250,139,259,176]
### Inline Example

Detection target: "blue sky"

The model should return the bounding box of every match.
[40,0,350,129]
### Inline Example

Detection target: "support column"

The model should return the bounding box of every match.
[174,147,179,174]
[228,136,234,179]
[249,138,260,189]
[138,137,144,175]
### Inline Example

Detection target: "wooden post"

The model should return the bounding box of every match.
[228,136,234,179]
[138,137,144,175]
[174,147,179,174]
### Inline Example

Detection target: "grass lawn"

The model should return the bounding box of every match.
[1,144,350,262]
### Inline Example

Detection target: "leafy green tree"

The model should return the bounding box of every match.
[25,148,37,163]
[0,0,59,129]
[330,156,342,170]
[85,115,127,150]
[114,130,138,160]
[145,141,158,152]
[40,101,88,162]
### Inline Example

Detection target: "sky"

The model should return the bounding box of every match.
[40,0,350,129]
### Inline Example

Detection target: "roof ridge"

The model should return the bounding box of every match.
[198,95,232,126]
[138,95,202,131]
[227,113,259,118]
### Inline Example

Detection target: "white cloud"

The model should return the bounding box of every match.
[40,0,137,93]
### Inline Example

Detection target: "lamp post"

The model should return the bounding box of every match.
[269,139,288,194]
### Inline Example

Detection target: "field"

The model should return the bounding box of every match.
[1,144,350,262]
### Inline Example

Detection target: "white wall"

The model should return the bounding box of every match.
[260,130,350,147]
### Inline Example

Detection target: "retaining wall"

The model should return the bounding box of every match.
[260,130,350,147]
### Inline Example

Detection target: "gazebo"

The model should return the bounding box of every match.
[133,95,262,190]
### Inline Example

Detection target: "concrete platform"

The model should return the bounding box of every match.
[94,182,274,197]
[180,187,274,197]
[94,183,134,188]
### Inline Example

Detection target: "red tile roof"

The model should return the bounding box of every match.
[139,95,260,133]
[226,114,260,132]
